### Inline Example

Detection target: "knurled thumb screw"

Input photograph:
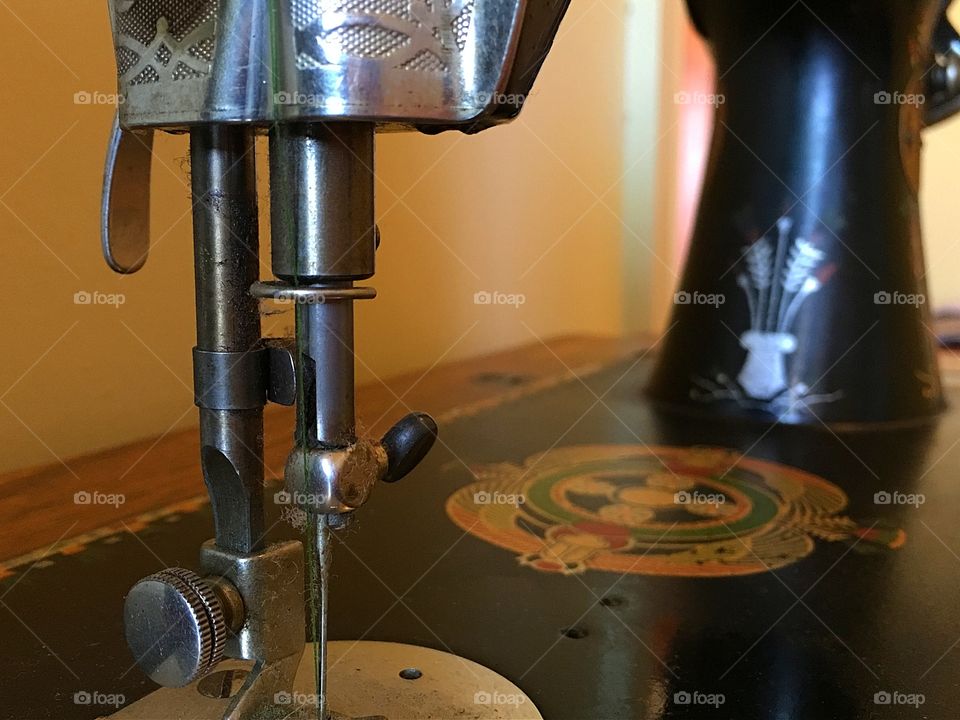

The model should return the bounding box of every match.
[123,568,242,687]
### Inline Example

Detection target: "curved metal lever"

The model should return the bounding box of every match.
[101,111,153,273]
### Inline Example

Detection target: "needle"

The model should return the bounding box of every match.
[314,515,331,720]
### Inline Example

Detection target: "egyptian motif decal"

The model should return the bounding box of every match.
[446,445,903,577]
[692,216,841,414]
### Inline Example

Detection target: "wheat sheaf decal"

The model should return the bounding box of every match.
[738,217,828,335]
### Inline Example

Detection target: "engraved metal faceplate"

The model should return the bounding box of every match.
[108,0,526,128]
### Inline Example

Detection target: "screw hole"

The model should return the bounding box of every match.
[561,626,589,639]
[399,667,422,680]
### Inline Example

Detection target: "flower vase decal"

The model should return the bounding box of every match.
[736,330,797,400]
[693,217,840,413]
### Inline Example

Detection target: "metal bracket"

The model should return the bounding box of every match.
[200,540,305,720]
[193,348,268,411]
[263,338,298,407]
[192,341,300,410]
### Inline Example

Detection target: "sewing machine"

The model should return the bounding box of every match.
[98,1,568,718]
[650,0,960,426]
[4,1,960,720]
[95,0,960,718]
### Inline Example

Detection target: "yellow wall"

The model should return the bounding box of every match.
[923,118,960,307]
[0,1,643,473]
[922,1,960,308]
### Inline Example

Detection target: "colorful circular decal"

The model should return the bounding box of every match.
[446,445,904,577]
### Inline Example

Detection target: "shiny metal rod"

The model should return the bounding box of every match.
[299,298,356,447]
[190,125,265,554]
[270,122,374,449]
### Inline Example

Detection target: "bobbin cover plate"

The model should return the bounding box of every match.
[106,0,567,129]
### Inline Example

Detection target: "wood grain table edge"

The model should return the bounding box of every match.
[0,334,646,572]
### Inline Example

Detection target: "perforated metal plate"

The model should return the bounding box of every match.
[104,641,543,719]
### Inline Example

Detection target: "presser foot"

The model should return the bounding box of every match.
[104,641,543,720]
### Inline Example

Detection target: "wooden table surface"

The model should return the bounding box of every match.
[0,335,644,570]
[4,334,960,719]
[3,333,958,573]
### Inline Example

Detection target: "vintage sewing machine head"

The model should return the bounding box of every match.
[110,0,542,126]
[100,1,567,719]
[103,0,569,270]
